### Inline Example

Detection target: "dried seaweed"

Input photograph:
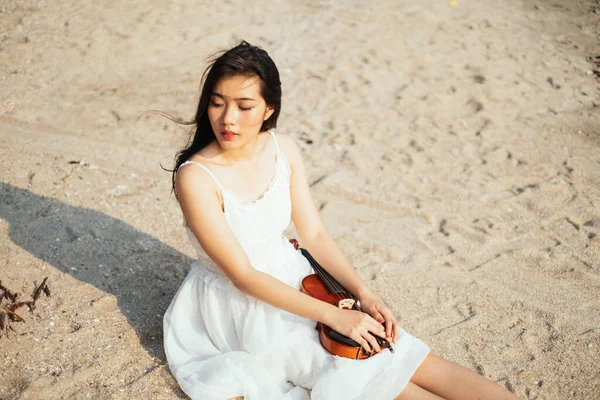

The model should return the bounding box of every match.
[0,277,51,337]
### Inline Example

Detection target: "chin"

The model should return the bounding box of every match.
[219,138,242,147]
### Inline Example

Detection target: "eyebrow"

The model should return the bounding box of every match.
[211,92,257,101]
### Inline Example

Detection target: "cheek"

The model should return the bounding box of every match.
[244,109,267,125]
[207,107,220,123]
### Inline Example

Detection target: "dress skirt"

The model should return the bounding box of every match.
[163,237,430,400]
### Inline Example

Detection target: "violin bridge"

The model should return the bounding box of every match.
[337,299,355,309]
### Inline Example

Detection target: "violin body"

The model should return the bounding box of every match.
[291,238,393,360]
[301,274,373,360]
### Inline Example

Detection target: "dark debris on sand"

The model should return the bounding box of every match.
[0,277,51,337]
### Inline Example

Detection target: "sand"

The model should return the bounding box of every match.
[0,0,599,398]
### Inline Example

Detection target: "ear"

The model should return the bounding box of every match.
[264,105,275,121]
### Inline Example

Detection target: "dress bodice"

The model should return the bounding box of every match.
[179,129,293,275]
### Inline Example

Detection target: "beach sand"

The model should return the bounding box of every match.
[1,0,599,398]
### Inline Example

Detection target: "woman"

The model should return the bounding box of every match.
[163,40,519,400]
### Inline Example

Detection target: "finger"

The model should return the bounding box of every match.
[391,316,399,343]
[366,318,387,338]
[393,319,400,342]
[376,307,397,343]
[363,330,381,353]
[364,304,384,323]
[379,307,395,338]
[373,310,385,324]
[363,314,386,337]
[356,336,371,353]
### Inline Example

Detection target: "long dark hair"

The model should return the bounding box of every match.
[163,40,282,196]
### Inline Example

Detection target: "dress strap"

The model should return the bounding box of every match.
[268,128,281,158]
[178,161,224,191]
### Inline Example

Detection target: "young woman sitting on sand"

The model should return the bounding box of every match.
[162,40,519,400]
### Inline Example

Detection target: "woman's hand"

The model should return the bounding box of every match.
[358,293,399,344]
[326,308,388,353]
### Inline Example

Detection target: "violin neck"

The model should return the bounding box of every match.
[300,248,354,299]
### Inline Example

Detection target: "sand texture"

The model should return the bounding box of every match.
[1,0,599,399]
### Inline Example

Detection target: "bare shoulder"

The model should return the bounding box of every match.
[175,161,220,201]
[273,131,303,171]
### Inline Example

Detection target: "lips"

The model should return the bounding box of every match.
[221,130,238,141]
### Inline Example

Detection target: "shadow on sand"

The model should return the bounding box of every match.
[0,181,192,361]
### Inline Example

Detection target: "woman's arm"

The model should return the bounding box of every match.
[175,163,387,351]
[281,134,371,298]
[280,133,399,341]
[277,134,372,299]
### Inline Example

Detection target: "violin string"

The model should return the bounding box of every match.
[303,249,357,309]
[309,254,346,298]
[306,250,345,294]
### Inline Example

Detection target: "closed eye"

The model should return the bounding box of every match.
[210,101,252,111]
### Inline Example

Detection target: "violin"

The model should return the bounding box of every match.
[290,239,394,360]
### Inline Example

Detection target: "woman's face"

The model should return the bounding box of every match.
[207,74,274,149]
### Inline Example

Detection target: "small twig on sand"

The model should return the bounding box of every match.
[5,305,25,322]
[580,327,600,335]
[32,277,49,303]
[0,280,18,302]
[475,119,491,136]
[310,175,328,187]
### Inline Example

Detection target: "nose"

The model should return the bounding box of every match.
[222,103,237,127]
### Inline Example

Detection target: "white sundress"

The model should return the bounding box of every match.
[163,129,430,400]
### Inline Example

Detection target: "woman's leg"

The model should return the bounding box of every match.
[395,381,445,400]
[410,353,519,400]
